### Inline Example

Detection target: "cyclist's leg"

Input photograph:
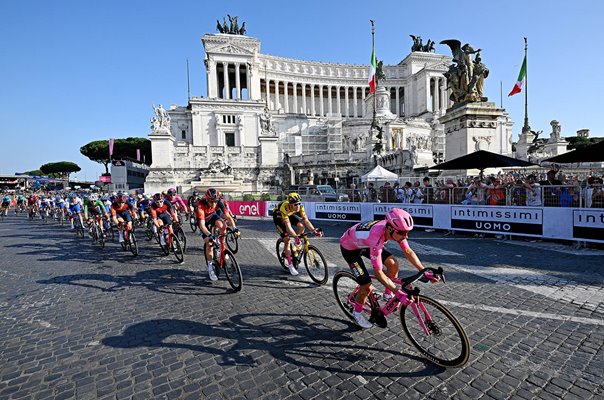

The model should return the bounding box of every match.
[382,252,399,297]
[341,247,374,328]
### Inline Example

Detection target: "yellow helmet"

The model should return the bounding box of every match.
[287,192,302,204]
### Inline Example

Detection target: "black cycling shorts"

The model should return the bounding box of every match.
[200,213,221,238]
[340,246,393,286]
[273,213,303,238]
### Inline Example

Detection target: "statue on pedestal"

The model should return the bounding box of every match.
[151,104,171,134]
[259,108,277,136]
[440,39,488,104]
[549,120,562,143]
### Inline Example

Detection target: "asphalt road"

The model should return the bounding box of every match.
[1,213,603,399]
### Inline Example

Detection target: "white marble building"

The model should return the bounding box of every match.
[145,30,513,194]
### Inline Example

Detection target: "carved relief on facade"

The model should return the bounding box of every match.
[473,135,492,151]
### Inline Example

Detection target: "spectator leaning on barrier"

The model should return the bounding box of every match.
[466,177,487,205]
[365,182,378,202]
[591,177,604,208]
[540,170,562,207]
[380,182,394,203]
[411,181,424,204]
[487,177,506,206]
[423,177,433,204]
[524,175,542,206]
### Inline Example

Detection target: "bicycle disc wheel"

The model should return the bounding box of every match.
[223,250,242,292]
[225,227,239,254]
[171,235,184,263]
[400,295,470,368]
[333,271,361,322]
[303,245,328,285]
[275,239,288,271]
[129,232,138,256]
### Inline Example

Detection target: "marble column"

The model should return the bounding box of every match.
[344,86,349,117]
[302,84,307,115]
[293,83,298,113]
[336,86,341,115]
[353,87,358,118]
[235,63,241,100]
[284,81,290,113]
[275,80,281,110]
[265,78,270,108]
[434,78,440,114]
[328,85,333,115]
[310,84,316,116]
[223,62,230,99]
[395,87,400,116]
[319,85,324,116]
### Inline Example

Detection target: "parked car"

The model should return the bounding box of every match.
[287,185,348,202]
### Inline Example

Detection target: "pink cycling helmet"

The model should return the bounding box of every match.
[386,208,414,232]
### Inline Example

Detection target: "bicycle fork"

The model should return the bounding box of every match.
[410,301,436,336]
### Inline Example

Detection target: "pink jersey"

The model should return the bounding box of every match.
[165,194,187,211]
[339,220,410,271]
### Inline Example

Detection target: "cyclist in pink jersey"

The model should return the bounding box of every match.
[339,208,435,328]
[164,188,188,213]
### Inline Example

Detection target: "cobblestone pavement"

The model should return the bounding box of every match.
[1,213,603,399]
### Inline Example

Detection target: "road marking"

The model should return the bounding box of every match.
[440,301,604,326]
[256,238,339,268]
[443,263,604,309]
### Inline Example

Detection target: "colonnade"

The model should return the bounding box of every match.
[215,62,251,100]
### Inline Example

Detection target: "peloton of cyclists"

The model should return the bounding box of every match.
[272,192,323,276]
[339,208,437,329]
[66,193,84,230]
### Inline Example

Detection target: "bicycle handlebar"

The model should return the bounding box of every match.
[400,266,445,288]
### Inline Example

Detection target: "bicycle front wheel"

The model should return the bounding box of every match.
[275,239,289,271]
[176,226,187,253]
[171,234,184,263]
[332,271,361,322]
[223,250,242,292]
[303,245,328,285]
[129,232,138,256]
[400,295,470,368]
[225,227,239,254]
[189,216,197,232]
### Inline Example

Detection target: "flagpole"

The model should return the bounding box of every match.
[370,20,378,165]
[522,37,530,134]
[186,58,191,103]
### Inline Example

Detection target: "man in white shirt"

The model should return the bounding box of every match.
[524,175,542,206]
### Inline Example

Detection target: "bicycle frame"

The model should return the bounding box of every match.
[347,273,439,336]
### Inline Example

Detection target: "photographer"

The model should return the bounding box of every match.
[523,175,542,206]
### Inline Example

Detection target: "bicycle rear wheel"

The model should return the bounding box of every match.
[223,250,242,292]
[225,227,239,254]
[171,234,184,263]
[303,245,328,285]
[400,295,470,368]
[333,271,362,322]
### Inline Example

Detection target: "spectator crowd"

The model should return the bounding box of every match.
[350,170,604,208]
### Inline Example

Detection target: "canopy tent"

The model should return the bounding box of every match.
[361,165,399,182]
[429,150,535,176]
[543,140,604,163]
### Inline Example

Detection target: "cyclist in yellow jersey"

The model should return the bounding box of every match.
[273,192,322,275]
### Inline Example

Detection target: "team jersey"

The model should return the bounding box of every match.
[195,198,218,220]
[84,199,106,213]
[339,220,410,271]
[165,194,187,211]
[1,196,11,205]
[150,200,174,219]
[110,201,135,216]
[273,201,306,220]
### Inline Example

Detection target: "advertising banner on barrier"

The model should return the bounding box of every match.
[229,201,266,217]
[265,201,280,217]
[451,206,543,235]
[372,203,434,227]
[315,203,361,221]
[572,209,604,241]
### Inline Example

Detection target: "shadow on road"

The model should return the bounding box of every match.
[102,313,443,377]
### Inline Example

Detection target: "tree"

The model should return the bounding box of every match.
[40,161,81,180]
[22,169,43,176]
[566,136,596,151]
[80,137,152,174]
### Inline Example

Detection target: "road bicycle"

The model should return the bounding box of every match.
[333,266,470,368]
[172,219,187,253]
[276,229,328,285]
[158,223,184,263]
[88,215,106,249]
[0,207,8,222]
[225,227,240,253]
[16,203,26,215]
[118,222,138,256]
[73,214,85,238]
[203,230,243,292]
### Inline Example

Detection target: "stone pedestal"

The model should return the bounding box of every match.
[149,131,175,168]
[543,140,568,158]
[258,135,279,166]
[440,102,511,161]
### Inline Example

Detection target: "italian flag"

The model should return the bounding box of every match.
[508,56,526,96]
[368,48,377,94]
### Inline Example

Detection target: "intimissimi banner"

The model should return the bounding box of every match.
[451,206,543,236]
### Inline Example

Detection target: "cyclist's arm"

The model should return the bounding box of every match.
[400,242,425,272]
[282,217,298,238]
[196,209,212,236]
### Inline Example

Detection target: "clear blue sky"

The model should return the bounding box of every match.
[1,1,602,180]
